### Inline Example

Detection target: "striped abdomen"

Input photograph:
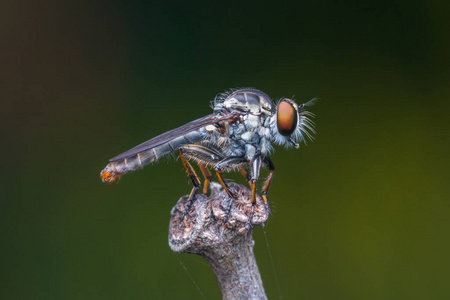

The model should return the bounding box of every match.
[100,130,205,182]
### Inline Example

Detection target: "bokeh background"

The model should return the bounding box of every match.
[2,0,449,299]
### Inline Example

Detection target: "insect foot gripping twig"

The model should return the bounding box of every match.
[169,182,270,300]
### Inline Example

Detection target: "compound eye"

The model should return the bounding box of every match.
[277,99,298,136]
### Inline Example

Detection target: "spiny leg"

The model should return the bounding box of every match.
[178,144,226,218]
[178,145,246,222]
[240,165,260,230]
[214,168,235,198]
[261,156,275,215]
[215,156,248,223]
[245,154,262,230]
[215,169,235,223]
[198,162,212,194]
[239,167,252,186]
[178,149,201,220]
[243,179,258,231]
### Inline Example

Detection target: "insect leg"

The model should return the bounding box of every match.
[239,167,252,186]
[215,156,248,223]
[179,144,224,165]
[262,156,275,215]
[179,143,225,203]
[178,149,201,220]
[198,162,212,194]
[246,153,262,230]
[179,144,222,195]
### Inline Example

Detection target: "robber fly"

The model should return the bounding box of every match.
[101,88,315,229]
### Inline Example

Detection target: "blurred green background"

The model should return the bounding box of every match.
[1,0,449,299]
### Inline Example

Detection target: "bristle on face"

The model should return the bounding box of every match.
[100,164,121,183]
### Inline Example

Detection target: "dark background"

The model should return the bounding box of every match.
[1,0,449,299]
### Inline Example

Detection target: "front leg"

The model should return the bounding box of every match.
[262,156,274,215]
[246,153,262,230]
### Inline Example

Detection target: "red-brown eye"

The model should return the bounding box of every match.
[277,99,298,136]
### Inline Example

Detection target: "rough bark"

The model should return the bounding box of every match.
[169,182,269,300]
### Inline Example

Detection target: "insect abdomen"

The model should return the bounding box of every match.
[100,130,204,182]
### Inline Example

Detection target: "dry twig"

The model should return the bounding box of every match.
[169,182,270,300]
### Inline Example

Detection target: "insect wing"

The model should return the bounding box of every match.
[109,113,232,162]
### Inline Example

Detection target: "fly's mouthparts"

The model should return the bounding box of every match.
[289,138,299,149]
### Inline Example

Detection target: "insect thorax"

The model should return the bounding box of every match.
[213,89,275,159]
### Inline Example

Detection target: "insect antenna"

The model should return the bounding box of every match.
[300,97,319,109]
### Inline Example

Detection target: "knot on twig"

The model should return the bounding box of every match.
[169,182,269,253]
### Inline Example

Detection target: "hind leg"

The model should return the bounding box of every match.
[198,162,212,194]
[178,149,202,220]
